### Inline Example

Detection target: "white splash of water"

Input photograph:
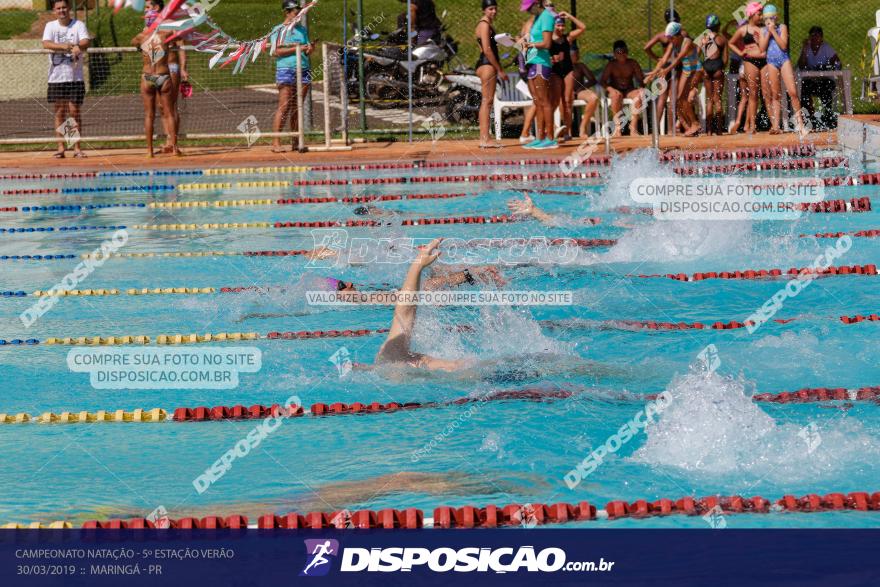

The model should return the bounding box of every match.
[631,370,880,483]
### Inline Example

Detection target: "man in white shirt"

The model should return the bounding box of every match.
[797,26,841,130]
[42,0,91,158]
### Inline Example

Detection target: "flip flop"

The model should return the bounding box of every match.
[73,151,87,158]
[53,151,65,159]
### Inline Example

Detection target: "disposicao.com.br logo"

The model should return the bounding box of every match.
[300,541,614,575]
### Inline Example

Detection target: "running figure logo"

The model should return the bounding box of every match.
[300,539,339,576]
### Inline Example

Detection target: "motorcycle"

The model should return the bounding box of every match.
[339,10,459,106]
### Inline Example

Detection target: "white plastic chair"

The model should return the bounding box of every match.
[553,97,600,137]
[493,73,534,140]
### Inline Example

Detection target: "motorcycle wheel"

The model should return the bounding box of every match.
[444,88,481,124]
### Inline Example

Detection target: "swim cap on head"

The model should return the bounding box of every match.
[763,4,778,16]
[353,206,369,216]
[745,2,763,17]
[664,8,680,23]
[482,0,497,9]
[324,277,340,291]
[665,22,682,37]
[520,0,538,11]
[706,14,720,29]
[554,16,565,25]
[282,0,300,10]
[144,9,158,26]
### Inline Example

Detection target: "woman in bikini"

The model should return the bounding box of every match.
[761,4,806,134]
[549,11,585,142]
[475,0,507,148]
[132,0,179,157]
[728,2,768,134]
[699,14,728,135]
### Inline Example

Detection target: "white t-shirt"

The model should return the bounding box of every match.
[804,42,838,70]
[42,19,90,83]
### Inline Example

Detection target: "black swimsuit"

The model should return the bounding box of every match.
[742,28,767,69]
[550,35,573,78]
[702,33,724,75]
[475,19,499,69]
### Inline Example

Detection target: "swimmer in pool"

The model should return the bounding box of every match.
[374,238,474,372]
[64,472,550,524]
[235,265,506,322]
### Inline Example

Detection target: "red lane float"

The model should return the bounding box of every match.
[276,193,469,205]
[79,490,880,529]
[0,173,95,182]
[803,229,880,239]
[309,155,612,172]
[0,207,18,212]
[2,188,60,196]
[673,157,847,175]
[273,214,546,229]
[660,145,816,162]
[634,263,878,282]
[840,314,880,325]
[281,171,602,187]
[752,386,880,403]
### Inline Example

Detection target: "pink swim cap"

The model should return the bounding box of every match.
[745,2,764,17]
[520,0,538,11]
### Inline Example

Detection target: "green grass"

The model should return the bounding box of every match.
[0,9,39,39]
[71,0,880,112]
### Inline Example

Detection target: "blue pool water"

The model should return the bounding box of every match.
[1,148,879,528]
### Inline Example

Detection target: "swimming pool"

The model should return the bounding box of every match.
[1,147,879,529]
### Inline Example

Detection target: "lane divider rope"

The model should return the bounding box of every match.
[177,171,603,192]
[673,156,847,175]
[659,145,817,162]
[4,490,878,529]
[5,383,878,425]
[632,263,878,282]
[0,225,125,234]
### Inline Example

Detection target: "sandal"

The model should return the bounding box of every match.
[73,151,87,158]
[53,151,65,159]
[479,142,503,149]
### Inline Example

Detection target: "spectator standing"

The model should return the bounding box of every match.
[270,0,313,153]
[42,0,91,158]
[475,0,507,148]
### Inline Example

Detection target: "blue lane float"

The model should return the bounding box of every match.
[0,339,40,345]
[61,185,174,194]
[21,204,146,212]
[0,225,126,234]
[0,254,77,261]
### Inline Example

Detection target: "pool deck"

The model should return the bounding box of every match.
[0,128,841,173]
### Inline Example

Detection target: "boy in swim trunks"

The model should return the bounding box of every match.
[132,0,179,157]
[600,40,645,136]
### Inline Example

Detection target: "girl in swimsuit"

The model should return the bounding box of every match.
[132,0,179,157]
[475,0,507,148]
[699,14,728,135]
[761,4,806,134]
[643,9,683,133]
[549,11,585,142]
[728,2,768,134]
[649,22,701,137]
